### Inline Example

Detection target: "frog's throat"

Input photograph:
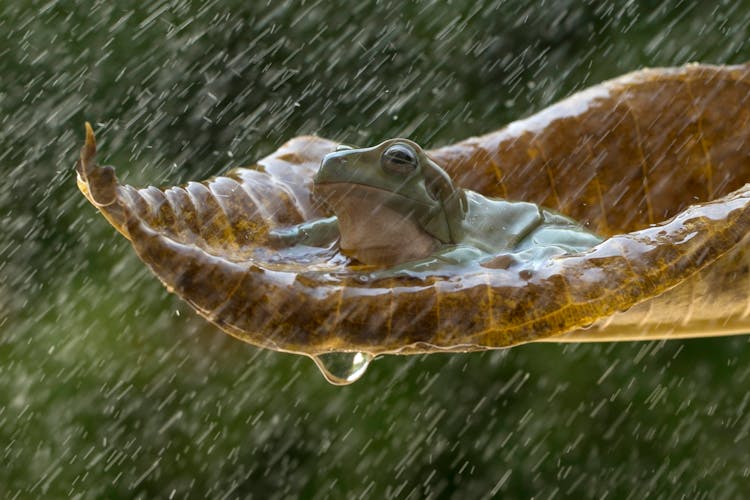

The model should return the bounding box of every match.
[314,183,443,266]
[314,181,463,245]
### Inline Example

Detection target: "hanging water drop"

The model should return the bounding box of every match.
[311,352,374,385]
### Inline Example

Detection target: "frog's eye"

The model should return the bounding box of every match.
[381,144,418,175]
[335,144,354,152]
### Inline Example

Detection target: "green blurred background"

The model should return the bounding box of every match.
[2,0,750,497]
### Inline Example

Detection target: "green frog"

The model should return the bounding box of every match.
[270,139,602,271]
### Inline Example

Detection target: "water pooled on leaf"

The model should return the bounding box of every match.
[312,352,373,385]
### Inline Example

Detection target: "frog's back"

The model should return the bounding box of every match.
[459,192,602,255]
[459,191,543,252]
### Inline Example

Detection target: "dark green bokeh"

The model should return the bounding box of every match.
[2,0,750,497]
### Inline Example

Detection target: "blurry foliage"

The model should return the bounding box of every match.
[1,0,750,497]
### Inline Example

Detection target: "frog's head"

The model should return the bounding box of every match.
[313,138,467,265]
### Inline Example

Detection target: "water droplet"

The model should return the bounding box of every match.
[312,352,373,385]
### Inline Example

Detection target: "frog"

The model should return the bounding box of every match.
[269,138,603,271]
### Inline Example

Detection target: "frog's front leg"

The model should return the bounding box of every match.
[268,216,339,248]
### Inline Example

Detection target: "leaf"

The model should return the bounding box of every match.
[77,63,750,355]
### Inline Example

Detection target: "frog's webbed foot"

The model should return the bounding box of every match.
[268,216,340,248]
[76,122,118,207]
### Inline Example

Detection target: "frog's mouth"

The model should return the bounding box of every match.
[313,181,435,214]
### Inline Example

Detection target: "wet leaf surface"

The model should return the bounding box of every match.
[79,64,750,357]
